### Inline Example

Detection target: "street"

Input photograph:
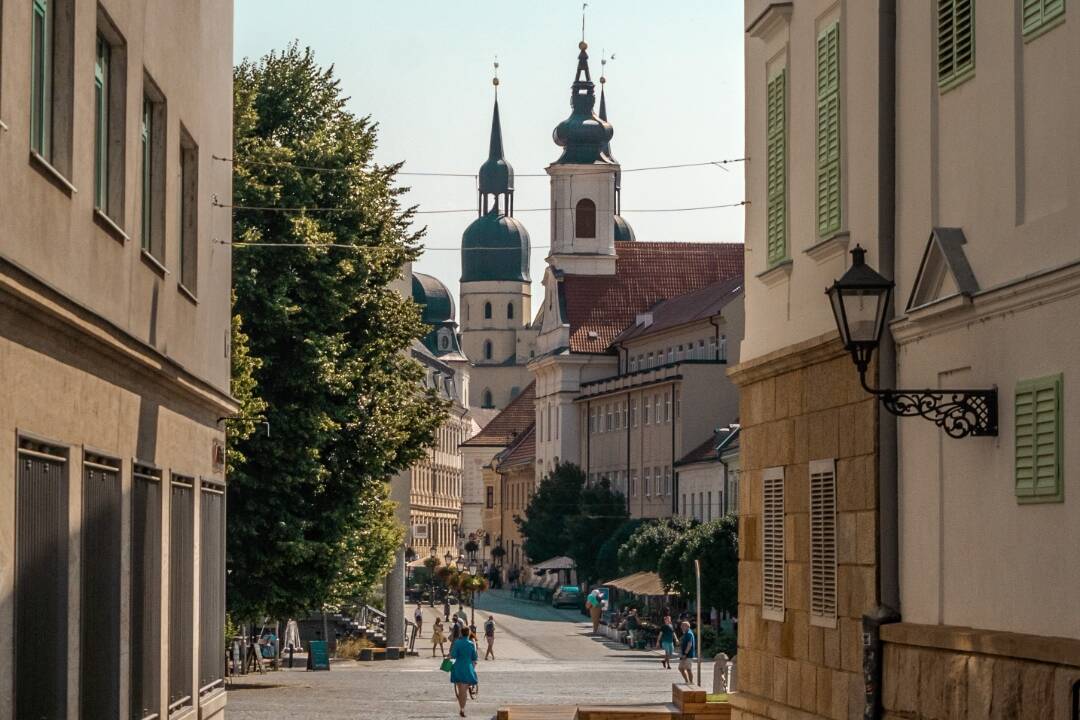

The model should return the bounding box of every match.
[226,591,710,719]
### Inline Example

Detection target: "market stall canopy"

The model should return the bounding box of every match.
[531,555,575,571]
[602,571,667,596]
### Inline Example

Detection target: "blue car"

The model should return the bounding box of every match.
[552,585,582,608]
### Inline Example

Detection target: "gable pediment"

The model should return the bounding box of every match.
[906,227,979,313]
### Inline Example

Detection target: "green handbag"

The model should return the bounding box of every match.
[440,657,454,672]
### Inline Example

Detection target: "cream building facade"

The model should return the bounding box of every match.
[881,2,1080,717]
[733,2,893,718]
[0,0,234,717]
[575,279,744,519]
[675,424,741,522]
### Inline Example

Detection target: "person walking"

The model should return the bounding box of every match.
[677,620,697,684]
[449,625,479,717]
[414,603,424,639]
[656,615,676,669]
[443,596,452,622]
[431,617,448,657]
[587,590,603,634]
[483,616,496,660]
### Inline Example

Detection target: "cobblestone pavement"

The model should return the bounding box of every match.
[226,590,713,719]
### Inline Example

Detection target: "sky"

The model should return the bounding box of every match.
[234,0,746,303]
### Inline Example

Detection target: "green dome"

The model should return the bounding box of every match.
[461,209,531,283]
[613,215,636,242]
[412,272,455,324]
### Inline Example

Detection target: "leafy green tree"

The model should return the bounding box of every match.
[617,517,697,574]
[565,480,628,584]
[226,296,268,476]
[515,463,626,583]
[657,516,739,615]
[595,519,646,582]
[515,462,586,564]
[227,43,447,619]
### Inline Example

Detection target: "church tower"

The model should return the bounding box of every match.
[459,81,536,410]
[546,42,627,276]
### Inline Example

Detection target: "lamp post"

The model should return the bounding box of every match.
[468,562,479,625]
[826,245,997,438]
[429,545,438,607]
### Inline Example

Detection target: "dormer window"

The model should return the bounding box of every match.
[575,198,596,238]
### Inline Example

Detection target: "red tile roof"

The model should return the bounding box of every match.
[461,382,535,447]
[611,277,744,345]
[562,242,744,354]
[494,423,535,470]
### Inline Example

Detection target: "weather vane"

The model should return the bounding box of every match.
[492,54,499,98]
[582,3,588,43]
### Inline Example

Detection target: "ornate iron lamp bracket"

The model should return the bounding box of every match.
[858,369,998,439]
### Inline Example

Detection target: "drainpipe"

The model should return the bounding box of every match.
[586,399,592,481]
[626,384,632,517]
[866,1,901,719]
[671,384,677,515]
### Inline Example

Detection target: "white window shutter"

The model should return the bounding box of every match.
[761,467,785,621]
[809,459,838,627]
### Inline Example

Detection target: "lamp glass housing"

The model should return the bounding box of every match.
[826,245,894,358]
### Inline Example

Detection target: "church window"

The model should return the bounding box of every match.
[481,389,493,408]
[507,303,514,320]
[484,302,492,319]
[575,198,596,238]
[484,340,493,360]
[439,332,450,350]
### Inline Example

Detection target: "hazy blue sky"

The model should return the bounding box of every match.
[234,0,746,303]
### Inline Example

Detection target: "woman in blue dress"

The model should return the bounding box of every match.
[448,626,478,717]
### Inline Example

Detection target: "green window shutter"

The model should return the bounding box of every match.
[816,23,841,237]
[1023,0,1065,38]
[938,0,976,90]
[1015,375,1063,502]
[766,70,787,266]
[142,99,153,251]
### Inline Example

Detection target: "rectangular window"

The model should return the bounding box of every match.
[681,493,686,516]
[816,22,841,237]
[131,464,162,720]
[621,402,627,428]
[938,0,975,90]
[1015,374,1063,502]
[644,399,651,425]
[630,399,637,427]
[179,127,199,294]
[766,69,787,266]
[664,467,671,495]
[644,468,652,496]
[199,482,226,696]
[486,486,494,509]
[169,475,194,713]
[607,406,613,431]
[630,470,637,497]
[30,0,52,158]
[707,490,712,521]
[1023,0,1065,38]
[690,492,696,519]
[629,357,637,372]
[762,466,785,621]
[665,395,672,423]
[141,77,166,261]
[667,347,674,364]
[675,389,681,419]
[809,459,838,626]
[589,408,596,434]
[94,36,110,210]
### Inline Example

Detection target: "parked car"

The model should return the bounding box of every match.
[552,585,582,608]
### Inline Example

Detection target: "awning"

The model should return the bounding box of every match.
[407,557,433,569]
[602,571,668,597]
[531,555,575,571]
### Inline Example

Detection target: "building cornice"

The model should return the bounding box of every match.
[891,258,1080,345]
[746,2,793,39]
[727,331,846,387]
[0,255,238,416]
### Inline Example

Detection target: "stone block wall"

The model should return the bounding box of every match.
[881,623,1080,720]
[729,333,879,720]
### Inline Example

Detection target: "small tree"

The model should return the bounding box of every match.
[595,519,646,582]
[618,517,697,574]
[657,516,739,616]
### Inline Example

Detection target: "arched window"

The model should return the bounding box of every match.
[484,302,492,319]
[483,339,493,360]
[575,198,596,238]
[507,302,514,320]
[481,388,494,408]
[438,331,450,350]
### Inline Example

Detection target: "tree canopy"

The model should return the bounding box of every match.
[226,44,446,619]
[656,516,739,615]
[617,517,697,575]
[515,462,628,583]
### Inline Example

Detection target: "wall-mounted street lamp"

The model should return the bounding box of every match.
[826,245,997,439]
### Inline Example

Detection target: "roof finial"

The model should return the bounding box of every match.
[582,2,588,44]
[492,55,499,99]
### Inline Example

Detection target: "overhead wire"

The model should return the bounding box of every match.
[212,200,747,215]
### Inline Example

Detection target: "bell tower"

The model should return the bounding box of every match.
[546,42,619,276]
[459,70,536,410]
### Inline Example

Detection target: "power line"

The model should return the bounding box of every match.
[212,200,748,215]
[211,154,745,178]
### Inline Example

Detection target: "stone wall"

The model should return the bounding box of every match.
[881,623,1080,720]
[729,332,879,720]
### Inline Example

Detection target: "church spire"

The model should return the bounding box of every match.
[478,63,514,214]
[552,41,614,165]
